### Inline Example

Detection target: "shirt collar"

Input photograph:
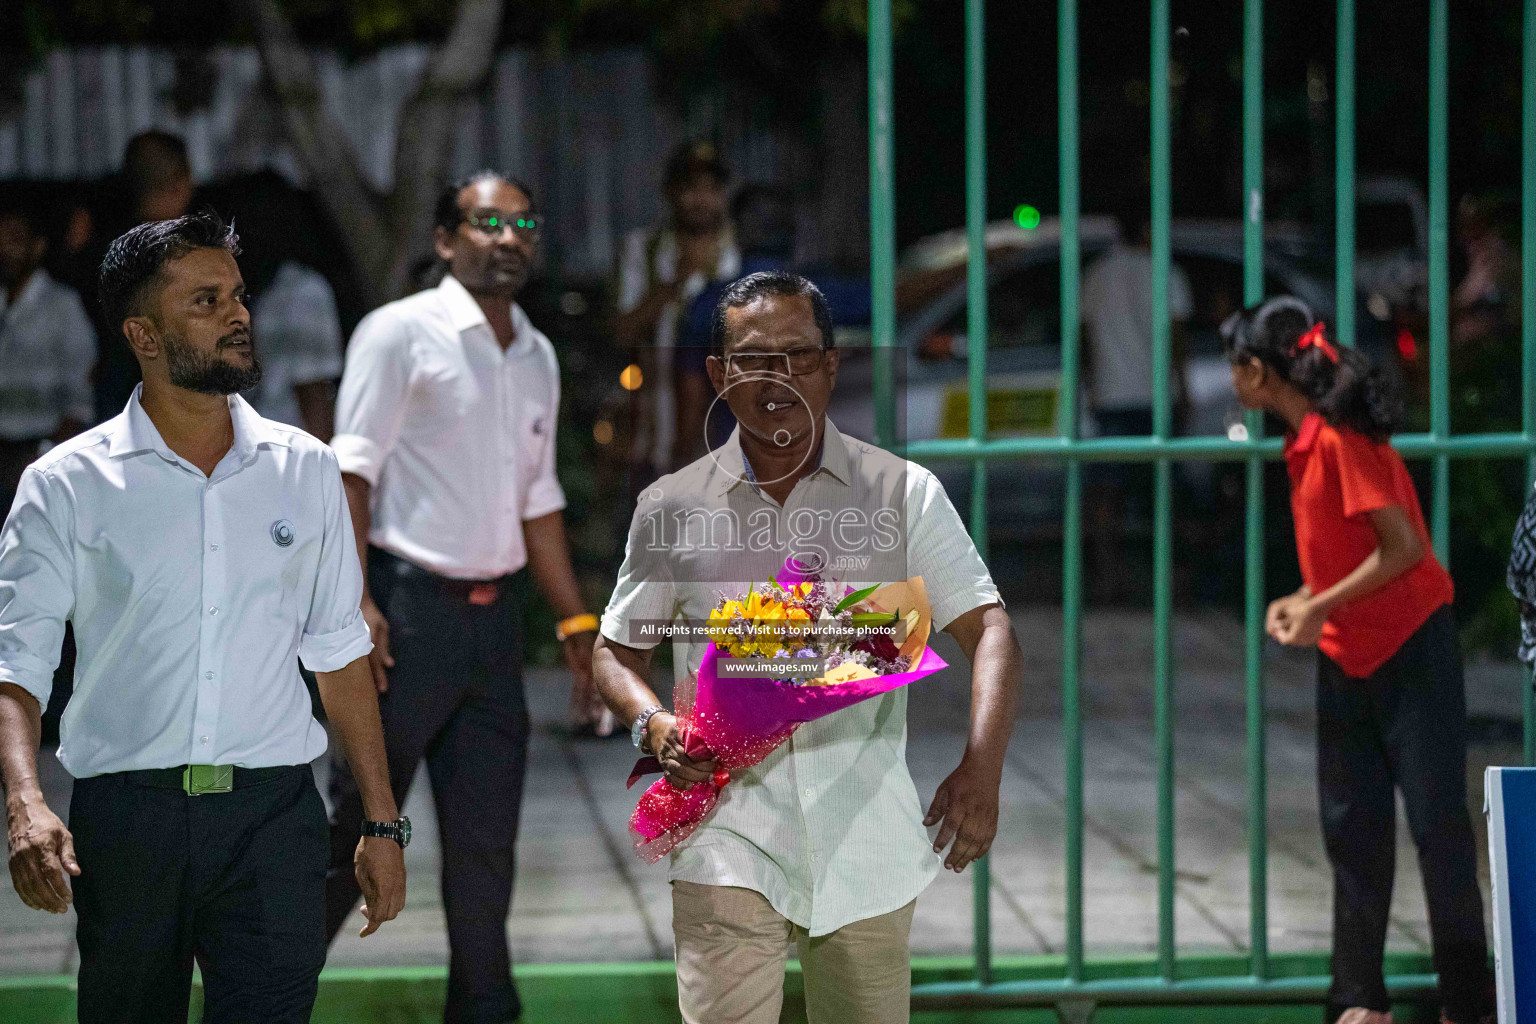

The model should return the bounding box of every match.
[710,417,852,498]
[1284,412,1325,458]
[107,384,291,462]
[437,274,533,354]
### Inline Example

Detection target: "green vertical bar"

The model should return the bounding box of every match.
[1527,668,1535,767]
[1150,0,1176,984]
[869,0,897,449]
[1335,0,1355,348]
[1242,0,1269,983]
[1525,0,1536,766]
[964,0,993,986]
[1059,0,1085,985]
[1429,0,1450,562]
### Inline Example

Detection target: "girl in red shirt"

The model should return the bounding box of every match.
[1223,297,1491,1024]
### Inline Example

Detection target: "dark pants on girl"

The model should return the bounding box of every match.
[325,548,530,1024]
[71,766,328,1024]
[1317,604,1491,1023]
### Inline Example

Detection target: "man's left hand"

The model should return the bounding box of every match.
[354,835,406,938]
[924,756,1002,873]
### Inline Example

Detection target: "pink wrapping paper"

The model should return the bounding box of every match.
[626,627,948,863]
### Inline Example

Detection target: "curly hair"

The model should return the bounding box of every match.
[97,210,240,337]
[1219,296,1402,442]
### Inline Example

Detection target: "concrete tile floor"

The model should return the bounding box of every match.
[1,609,1521,976]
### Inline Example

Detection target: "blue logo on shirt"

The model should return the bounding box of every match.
[270,520,295,547]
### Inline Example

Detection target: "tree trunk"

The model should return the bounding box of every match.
[236,0,506,307]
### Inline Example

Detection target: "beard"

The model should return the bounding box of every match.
[164,329,263,396]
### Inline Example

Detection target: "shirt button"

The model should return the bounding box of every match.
[199,736,209,744]
[209,543,219,550]
[803,788,814,799]
[208,607,219,616]
[205,671,214,680]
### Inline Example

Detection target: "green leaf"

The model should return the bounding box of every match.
[834,584,880,613]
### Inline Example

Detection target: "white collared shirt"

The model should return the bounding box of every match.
[600,419,1002,935]
[615,224,741,468]
[246,261,344,429]
[331,275,565,579]
[0,268,96,440]
[0,387,373,779]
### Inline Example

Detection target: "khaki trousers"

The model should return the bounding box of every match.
[672,881,915,1024]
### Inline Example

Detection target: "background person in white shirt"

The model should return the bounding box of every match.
[0,197,96,512]
[1080,199,1193,602]
[245,261,344,440]
[327,172,597,1024]
[0,212,405,1024]
[614,141,741,479]
[593,271,1023,1024]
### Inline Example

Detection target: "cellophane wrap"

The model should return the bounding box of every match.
[627,562,948,863]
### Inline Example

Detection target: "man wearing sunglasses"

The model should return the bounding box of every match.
[325,172,594,1024]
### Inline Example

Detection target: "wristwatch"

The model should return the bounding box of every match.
[361,815,412,849]
[632,704,666,752]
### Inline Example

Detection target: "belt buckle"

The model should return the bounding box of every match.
[467,583,499,606]
[183,764,234,796]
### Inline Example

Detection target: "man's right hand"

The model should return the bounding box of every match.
[645,712,716,790]
[361,595,394,693]
[6,794,79,913]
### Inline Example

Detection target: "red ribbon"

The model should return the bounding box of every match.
[1293,322,1339,363]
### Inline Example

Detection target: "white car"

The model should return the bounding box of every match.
[826,217,1384,539]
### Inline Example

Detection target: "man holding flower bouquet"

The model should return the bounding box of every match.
[593,271,1022,1024]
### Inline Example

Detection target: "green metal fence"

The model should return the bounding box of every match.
[866,0,1536,1016]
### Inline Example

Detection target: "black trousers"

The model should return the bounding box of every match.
[70,765,327,1024]
[325,549,530,1024]
[1317,604,1491,1023]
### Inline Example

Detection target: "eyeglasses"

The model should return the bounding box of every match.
[724,347,827,378]
[463,211,541,240]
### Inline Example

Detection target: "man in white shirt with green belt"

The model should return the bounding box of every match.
[0,212,405,1024]
[594,270,1022,1024]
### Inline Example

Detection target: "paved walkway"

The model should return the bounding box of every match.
[1,609,1523,975]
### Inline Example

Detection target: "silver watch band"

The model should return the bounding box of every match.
[632,704,666,752]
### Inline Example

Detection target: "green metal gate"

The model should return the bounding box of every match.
[864,0,1536,1014]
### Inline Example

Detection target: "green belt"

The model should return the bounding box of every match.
[117,764,304,795]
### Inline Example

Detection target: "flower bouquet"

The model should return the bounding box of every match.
[626,557,948,863]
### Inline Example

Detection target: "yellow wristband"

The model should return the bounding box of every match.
[556,613,599,641]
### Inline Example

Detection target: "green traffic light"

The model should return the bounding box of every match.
[1013,204,1041,230]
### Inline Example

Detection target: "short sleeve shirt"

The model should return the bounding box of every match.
[1284,413,1453,677]
[599,419,1002,936]
[1080,244,1193,412]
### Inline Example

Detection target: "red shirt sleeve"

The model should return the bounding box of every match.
[1329,429,1400,519]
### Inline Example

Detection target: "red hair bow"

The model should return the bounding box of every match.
[1293,322,1339,363]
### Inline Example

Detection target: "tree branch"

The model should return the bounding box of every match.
[382,0,507,296]
[234,0,394,304]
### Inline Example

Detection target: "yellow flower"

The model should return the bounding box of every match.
[706,600,746,650]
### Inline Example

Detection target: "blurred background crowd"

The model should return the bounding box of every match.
[0,0,1529,679]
